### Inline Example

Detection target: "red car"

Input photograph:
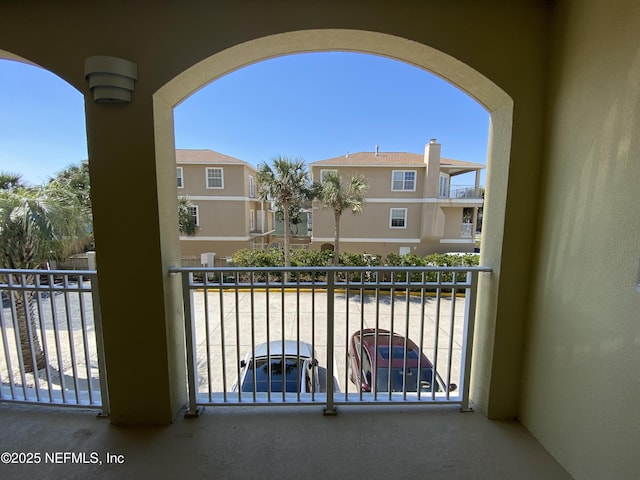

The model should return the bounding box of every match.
[348,328,457,394]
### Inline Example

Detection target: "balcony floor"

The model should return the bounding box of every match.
[0,403,573,479]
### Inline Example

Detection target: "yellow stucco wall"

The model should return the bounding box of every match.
[520,1,640,479]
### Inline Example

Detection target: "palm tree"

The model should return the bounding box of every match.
[178,196,198,235]
[0,183,90,372]
[315,172,368,265]
[256,156,311,270]
[0,171,22,190]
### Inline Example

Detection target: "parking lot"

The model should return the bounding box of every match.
[189,288,468,397]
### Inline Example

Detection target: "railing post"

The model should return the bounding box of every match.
[182,271,202,417]
[460,270,479,412]
[324,268,337,416]
[90,273,110,417]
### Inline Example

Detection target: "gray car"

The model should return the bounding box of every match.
[232,340,321,394]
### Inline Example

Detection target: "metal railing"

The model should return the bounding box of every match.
[461,223,474,238]
[252,242,310,251]
[173,265,490,414]
[0,269,108,414]
[446,186,484,199]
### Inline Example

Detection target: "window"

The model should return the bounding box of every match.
[391,170,416,191]
[242,357,303,393]
[389,208,407,228]
[439,173,450,197]
[249,175,255,198]
[177,167,184,188]
[250,209,255,231]
[320,169,338,182]
[188,205,199,226]
[206,167,224,188]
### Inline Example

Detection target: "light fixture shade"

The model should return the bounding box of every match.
[84,56,138,103]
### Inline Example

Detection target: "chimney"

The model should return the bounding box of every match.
[424,138,441,196]
[375,145,379,156]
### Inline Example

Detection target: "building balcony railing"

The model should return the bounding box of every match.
[461,222,474,238]
[0,269,108,414]
[172,265,490,415]
[443,186,484,199]
[1,265,490,417]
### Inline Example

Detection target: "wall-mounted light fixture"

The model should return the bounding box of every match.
[84,55,137,103]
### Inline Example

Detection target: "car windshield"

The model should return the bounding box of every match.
[242,357,303,393]
[375,367,441,393]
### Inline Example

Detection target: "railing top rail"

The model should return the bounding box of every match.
[170,265,492,273]
[0,268,97,276]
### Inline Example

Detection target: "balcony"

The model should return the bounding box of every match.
[174,265,490,415]
[0,269,108,413]
[447,185,484,199]
[0,267,573,479]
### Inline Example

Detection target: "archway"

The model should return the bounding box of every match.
[154,29,513,414]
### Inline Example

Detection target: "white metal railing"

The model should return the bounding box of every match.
[173,265,490,415]
[252,242,309,251]
[447,186,484,199]
[0,269,108,414]
[461,223,474,238]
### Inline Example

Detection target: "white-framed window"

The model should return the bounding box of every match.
[320,169,338,182]
[249,175,256,198]
[439,173,450,197]
[389,208,407,228]
[188,205,199,226]
[206,167,224,189]
[391,170,416,191]
[177,167,184,188]
[250,209,255,231]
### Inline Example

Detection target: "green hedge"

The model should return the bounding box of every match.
[232,249,477,268]
[228,249,478,285]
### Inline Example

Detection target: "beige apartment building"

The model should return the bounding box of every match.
[177,149,273,263]
[310,140,484,257]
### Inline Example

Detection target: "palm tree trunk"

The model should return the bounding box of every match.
[283,201,291,282]
[12,289,46,373]
[333,211,341,265]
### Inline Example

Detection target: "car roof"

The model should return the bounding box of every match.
[356,329,432,367]
[253,340,314,359]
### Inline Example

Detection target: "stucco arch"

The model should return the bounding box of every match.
[154,29,512,414]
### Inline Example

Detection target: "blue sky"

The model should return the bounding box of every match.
[1,52,489,186]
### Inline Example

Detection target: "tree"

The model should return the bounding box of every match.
[0,171,23,190]
[47,163,94,251]
[0,182,89,372]
[178,196,198,235]
[48,162,198,238]
[315,171,368,265]
[256,156,311,270]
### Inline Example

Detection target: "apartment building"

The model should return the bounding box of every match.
[176,149,273,262]
[310,140,484,256]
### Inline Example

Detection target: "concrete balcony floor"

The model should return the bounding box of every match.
[0,403,573,480]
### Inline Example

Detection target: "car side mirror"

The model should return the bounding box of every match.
[240,360,246,368]
[311,359,318,367]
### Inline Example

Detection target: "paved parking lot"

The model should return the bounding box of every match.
[189,288,468,395]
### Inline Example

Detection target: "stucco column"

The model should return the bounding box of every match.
[85,94,186,424]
